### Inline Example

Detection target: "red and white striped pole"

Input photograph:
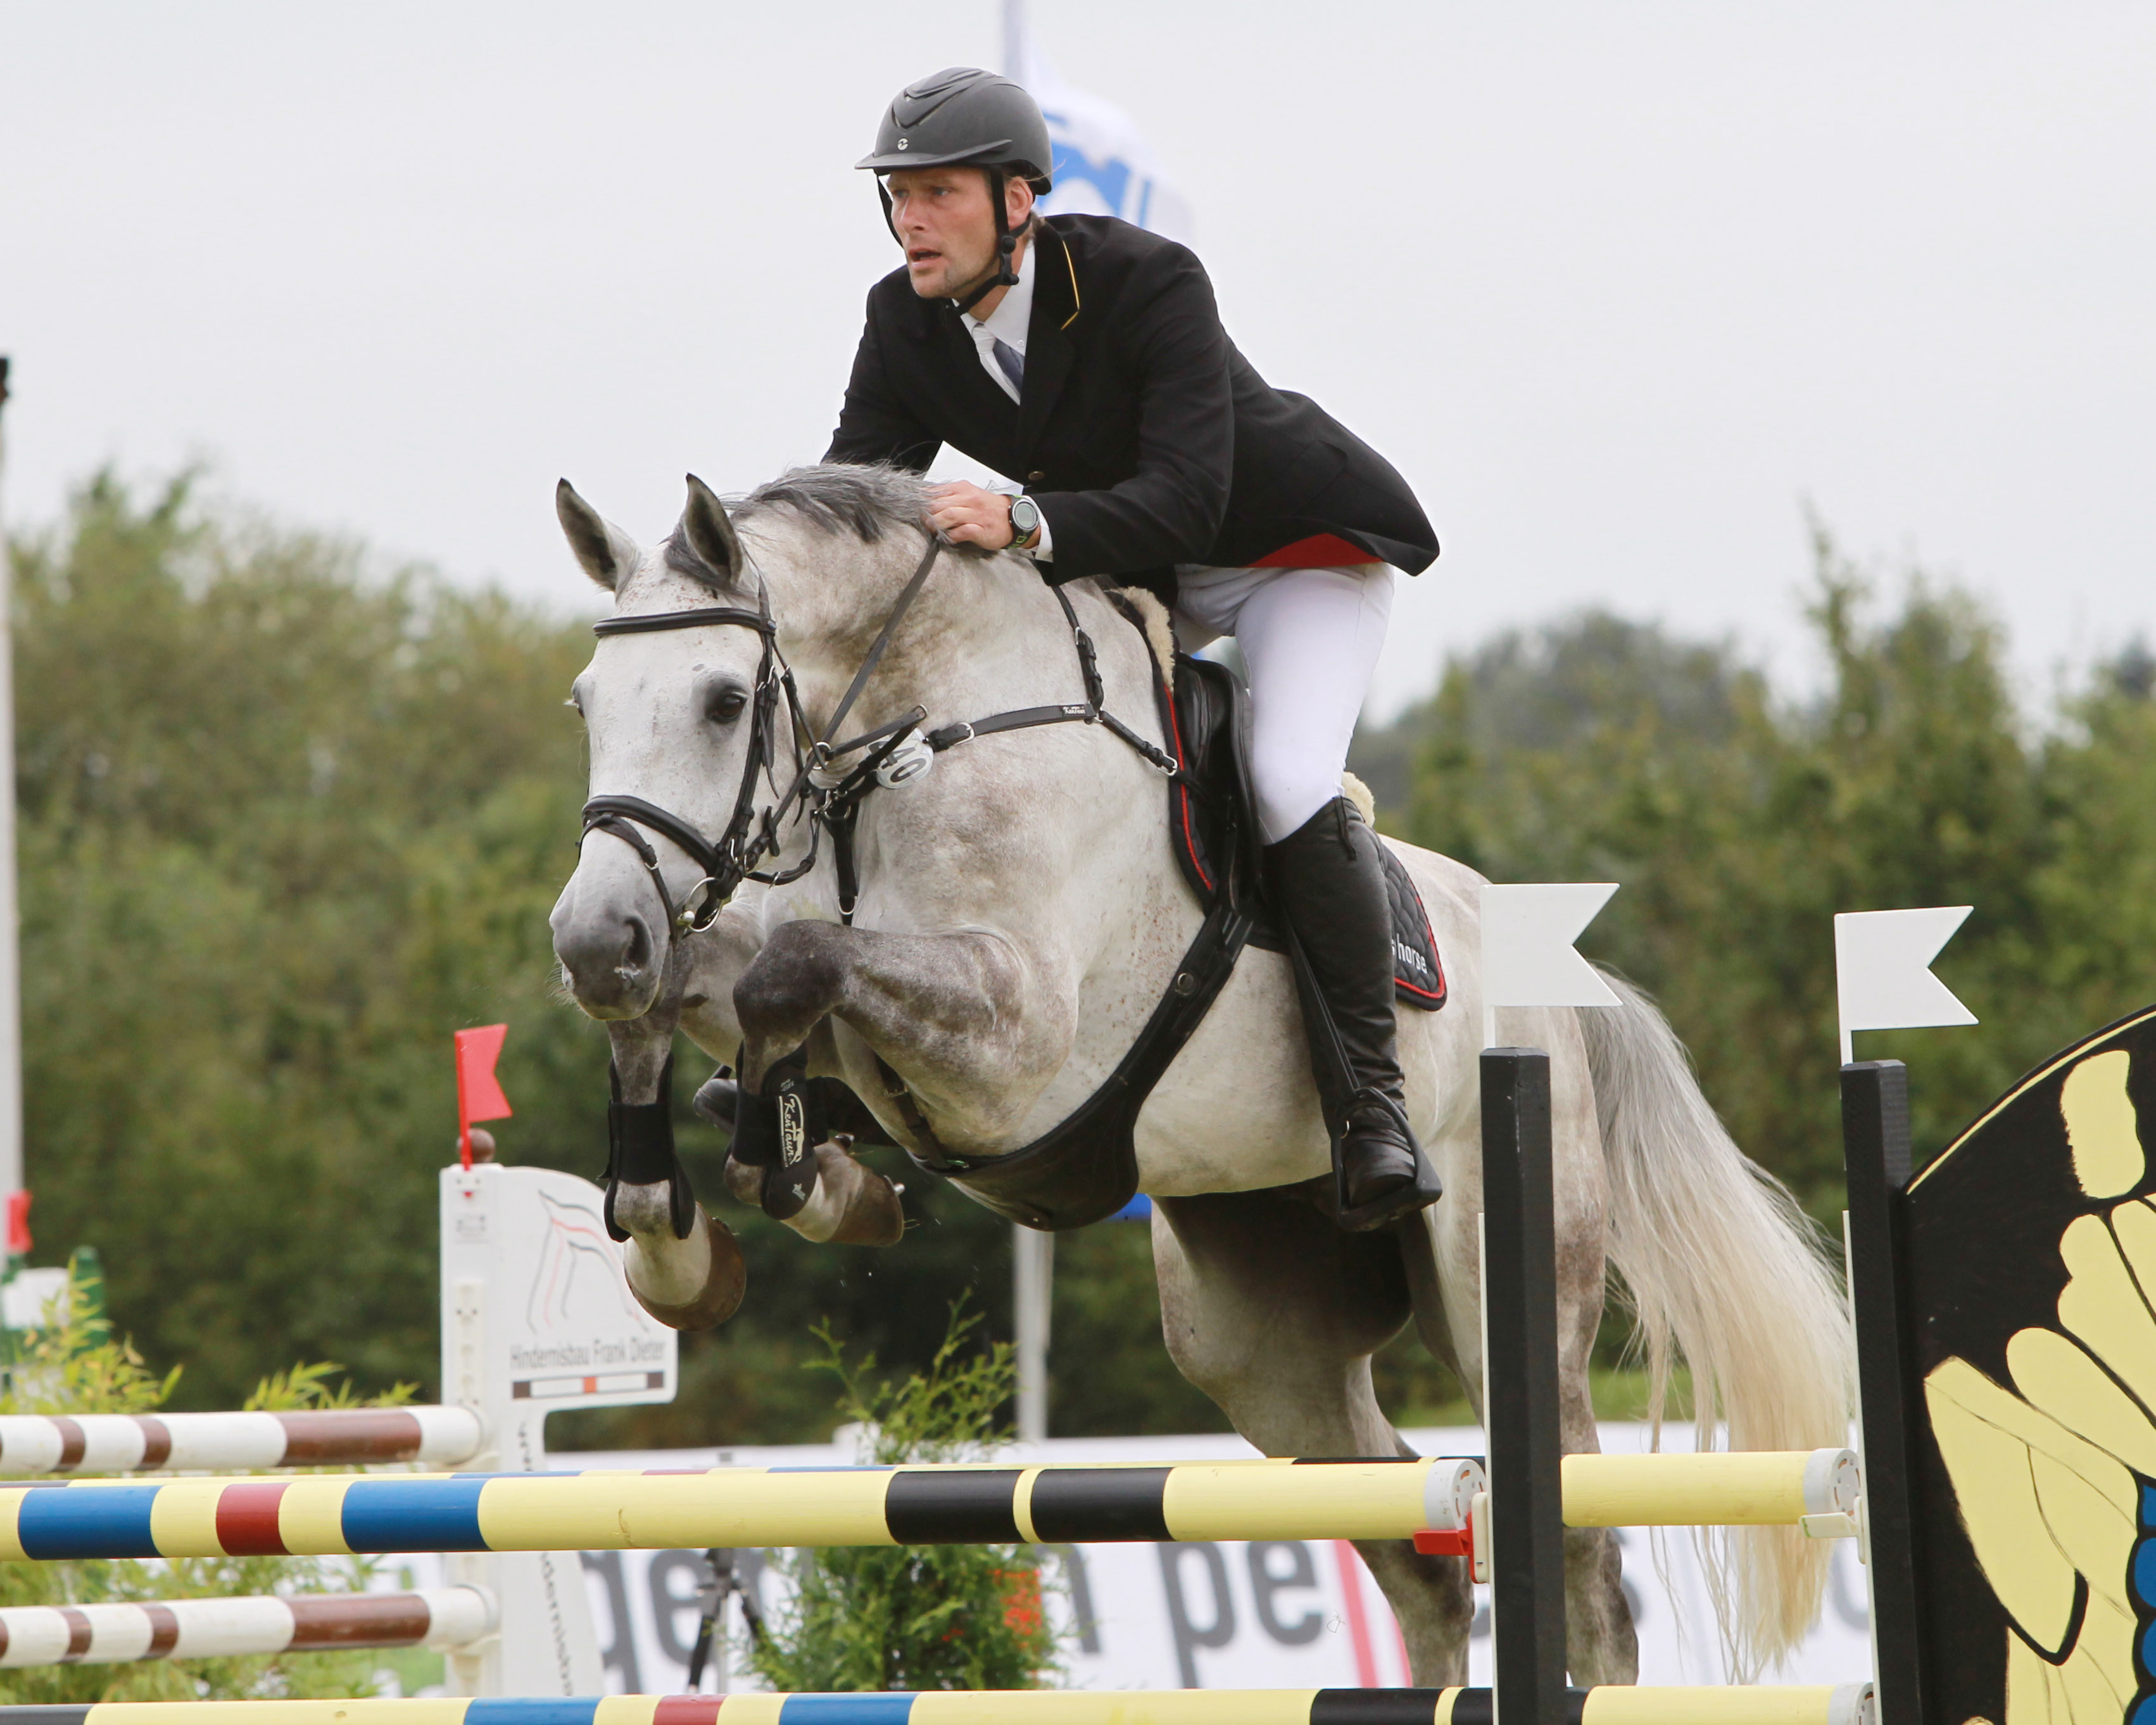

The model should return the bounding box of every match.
[0,1587,494,1669]
[0,1405,484,1475]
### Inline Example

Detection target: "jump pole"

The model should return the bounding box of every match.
[0,1446,1871,1562]
[0,1408,484,1475]
[0,1686,1885,1725]
[0,1587,493,1669]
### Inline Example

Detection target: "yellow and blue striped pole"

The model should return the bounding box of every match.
[0,1684,1878,1724]
[0,1460,1482,1560]
[0,1450,1858,1562]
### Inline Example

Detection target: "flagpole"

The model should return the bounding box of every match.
[0,355,25,1251]
[1002,0,1027,81]
[997,0,1052,1445]
[1014,1226,1052,1443]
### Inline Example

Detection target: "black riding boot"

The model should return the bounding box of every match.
[1264,797,1442,1231]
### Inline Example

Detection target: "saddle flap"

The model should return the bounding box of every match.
[1163,654,1254,909]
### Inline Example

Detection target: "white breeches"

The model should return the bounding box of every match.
[1171,562,1396,845]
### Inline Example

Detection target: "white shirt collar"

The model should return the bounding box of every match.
[964,236,1035,355]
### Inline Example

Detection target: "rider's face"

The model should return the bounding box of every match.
[885,167,1031,300]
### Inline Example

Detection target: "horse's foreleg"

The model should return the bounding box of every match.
[725,919,1055,1244]
[1151,1191,1475,1686]
[605,1013,747,1329]
[733,919,1064,1134]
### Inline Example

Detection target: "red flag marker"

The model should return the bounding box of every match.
[453,1024,513,1169]
[4,1190,30,1256]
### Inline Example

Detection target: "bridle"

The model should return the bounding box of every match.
[578,525,1190,961]
[579,529,946,947]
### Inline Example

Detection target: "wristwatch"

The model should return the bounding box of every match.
[1009,494,1042,550]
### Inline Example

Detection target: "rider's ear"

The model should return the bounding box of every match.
[557,479,642,591]
[681,474,745,585]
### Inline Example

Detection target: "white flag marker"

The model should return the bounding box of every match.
[1833,906,1977,1064]
[1480,883,1620,1049]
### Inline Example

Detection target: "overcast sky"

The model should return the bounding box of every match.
[4,2,2151,717]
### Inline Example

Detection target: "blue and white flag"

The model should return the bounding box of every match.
[1004,1,1193,243]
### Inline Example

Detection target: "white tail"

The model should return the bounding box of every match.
[1579,971,1855,1675]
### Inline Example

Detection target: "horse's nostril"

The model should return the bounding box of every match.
[621,916,653,975]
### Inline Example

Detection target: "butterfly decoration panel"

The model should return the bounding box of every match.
[1904,1005,2156,1725]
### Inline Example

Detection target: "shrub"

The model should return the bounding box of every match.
[744,1303,1063,1692]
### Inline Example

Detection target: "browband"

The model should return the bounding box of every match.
[593,606,775,638]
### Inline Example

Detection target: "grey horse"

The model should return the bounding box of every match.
[548,464,1851,1684]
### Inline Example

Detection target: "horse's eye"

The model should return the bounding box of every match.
[706,686,750,724]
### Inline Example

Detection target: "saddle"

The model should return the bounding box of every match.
[906,626,1446,1232]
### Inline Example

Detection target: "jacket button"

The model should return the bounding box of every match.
[1027,471,1045,483]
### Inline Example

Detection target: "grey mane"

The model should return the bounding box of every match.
[662,463,942,595]
[734,464,938,543]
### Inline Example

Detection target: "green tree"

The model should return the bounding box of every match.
[1358,530,2155,1215]
[11,471,600,1405]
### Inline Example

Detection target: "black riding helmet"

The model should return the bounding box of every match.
[857,68,1055,314]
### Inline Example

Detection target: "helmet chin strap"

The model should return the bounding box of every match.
[952,168,1025,315]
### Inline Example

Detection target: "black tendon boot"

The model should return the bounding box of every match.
[1264,798,1444,1231]
[693,1064,895,1149]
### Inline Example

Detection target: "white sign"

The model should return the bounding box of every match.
[1832,906,1977,1064]
[436,1162,679,1698]
[439,1162,677,1450]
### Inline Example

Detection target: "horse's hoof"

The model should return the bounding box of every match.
[692,1070,738,1131]
[789,1142,907,1246]
[627,1208,746,1330]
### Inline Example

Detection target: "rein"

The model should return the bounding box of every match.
[579,528,1189,954]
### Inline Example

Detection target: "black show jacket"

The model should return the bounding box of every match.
[826,215,1437,604]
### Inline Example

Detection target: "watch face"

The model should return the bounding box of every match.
[1011,496,1040,534]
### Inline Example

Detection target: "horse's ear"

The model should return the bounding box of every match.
[681,474,745,583]
[557,479,641,591]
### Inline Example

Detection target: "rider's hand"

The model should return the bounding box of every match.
[928,481,1015,550]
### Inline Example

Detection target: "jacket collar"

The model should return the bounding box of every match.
[1015,222,1082,459]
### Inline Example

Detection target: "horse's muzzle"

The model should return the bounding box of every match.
[552,897,663,1020]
